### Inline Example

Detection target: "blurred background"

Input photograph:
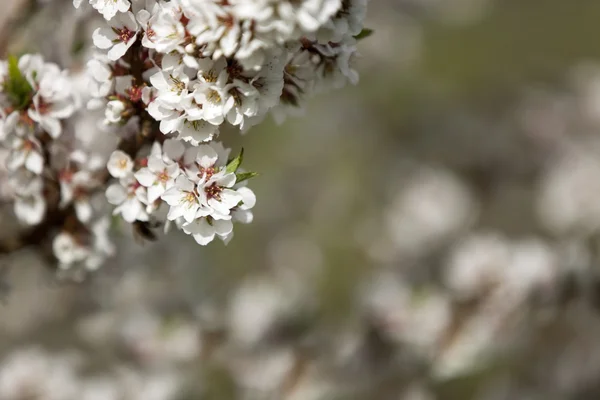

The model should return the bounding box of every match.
[3,0,600,399]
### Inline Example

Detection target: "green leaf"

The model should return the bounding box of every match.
[354,28,374,41]
[71,39,86,56]
[5,55,34,110]
[225,148,244,173]
[235,171,258,183]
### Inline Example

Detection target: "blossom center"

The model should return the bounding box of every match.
[197,166,216,181]
[207,90,221,103]
[126,85,144,102]
[36,97,52,115]
[183,191,196,204]
[113,27,136,43]
[146,27,157,42]
[157,169,170,183]
[169,75,186,94]
[204,182,223,200]
[202,71,218,83]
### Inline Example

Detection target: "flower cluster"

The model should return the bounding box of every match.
[75,0,369,252]
[0,0,369,272]
[0,54,115,271]
[1,55,76,225]
[105,139,255,245]
[79,0,366,132]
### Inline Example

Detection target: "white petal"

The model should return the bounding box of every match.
[182,204,198,223]
[107,150,133,178]
[147,184,164,203]
[134,168,156,187]
[88,59,111,81]
[25,151,44,174]
[159,114,183,134]
[213,218,233,236]
[175,175,195,191]
[163,139,185,161]
[75,200,93,223]
[220,189,243,208]
[236,186,256,209]
[15,195,45,225]
[45,117,63,138]
[147,156,165,172]
[167,205,185,221]
[196,144,218,169]
[106,184,127,205]
[161,187,183,206]
[108,42,130,61]
[233,209,253,224]
[217,172,237,188]
[6,150,25,171]
[93,28,116,49]
[121,198,142,223]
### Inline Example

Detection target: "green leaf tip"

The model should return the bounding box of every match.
[354,28,373,41]
[5,55,34,110]
[235,171,259,183]
[226,148,244,174]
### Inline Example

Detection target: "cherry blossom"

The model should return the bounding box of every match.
[134,155,180,203]
[107,151,134,179]
[93,12,139,61]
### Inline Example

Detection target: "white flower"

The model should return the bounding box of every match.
[444,233,512,300]
[0,111,19,141]
[53,232,90,268]
[318,0,367,42]
[105,99,127,124]
[27,63,78,138]
[232,185,255,223]
[9,170,46,225]
[149,59,191,107]
[146,96,189,138]
[93,12,139,61]
[86,217,116,270]
[314,40,359,90]
[162,139,204,174]
[231,53,285,130]
[191,57,230,126]
[231,0,341,40]
[134,155,180,203]
[107,150,133,178]
[270,46,314,123]
[18,54,45,87]
[106,175,149,223]
[14,192,46,225]
[52,218,114,271]
[182,217,233,245]
[198,170,242,219]
[87,56,114,99]
[0,347,81,400]
[161,175,206,223]
[190,5,243,60]
[141,2,186,53]
[81,0,132,20]
[8,169,43,197]
[162,138,186,163]
[58,150,105,223]
[59,169,99,223]
[6,136,44,174]
[177,119,218,145]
